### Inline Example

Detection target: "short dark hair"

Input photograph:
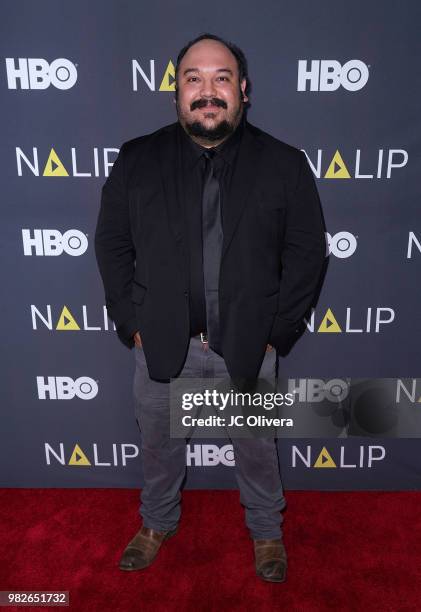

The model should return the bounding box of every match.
[175,33,251,105]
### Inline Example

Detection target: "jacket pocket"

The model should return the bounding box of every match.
[269,315,304,355]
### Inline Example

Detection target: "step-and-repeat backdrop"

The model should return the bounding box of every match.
[2,0,420,489]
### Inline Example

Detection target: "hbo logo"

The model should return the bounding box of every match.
[289,379,350,403]
[5,58,77,90]
[22,229,88,256]
[186,444,235,467]
[326,231,357,258]
[298,60,369,92]
[37,377,98,400]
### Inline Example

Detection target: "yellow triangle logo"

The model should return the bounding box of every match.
[318,308,342,333]
[56,305,80,330]
[43,148,69,177]
[314,446,336,468]
[69,443,91,466]
[158,60,176,91]
[324,150,351,179]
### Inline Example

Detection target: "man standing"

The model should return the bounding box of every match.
[94,33,326,583]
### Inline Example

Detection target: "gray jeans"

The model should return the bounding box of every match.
[133,335,286,540]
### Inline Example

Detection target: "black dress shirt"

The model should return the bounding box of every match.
[176,113,245,336]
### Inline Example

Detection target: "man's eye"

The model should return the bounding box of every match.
[217,76,228,81]
[187,77,198,82]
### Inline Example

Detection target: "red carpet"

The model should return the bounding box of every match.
[1,489,420,611]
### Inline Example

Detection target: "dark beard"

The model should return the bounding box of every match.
[184,118,234,142]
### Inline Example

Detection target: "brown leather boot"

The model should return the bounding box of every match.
[253,538,287,583]
[119,526,178,571]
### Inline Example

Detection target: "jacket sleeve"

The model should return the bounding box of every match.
[269,150,326,355]
[94,142,138,349]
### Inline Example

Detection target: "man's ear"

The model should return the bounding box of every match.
[240,77,248,103]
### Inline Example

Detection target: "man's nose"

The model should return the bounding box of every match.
[200,78,217,99]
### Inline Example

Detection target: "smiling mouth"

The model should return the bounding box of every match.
[198,104,220,110]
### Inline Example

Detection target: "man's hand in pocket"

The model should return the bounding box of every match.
[133,331,142,348]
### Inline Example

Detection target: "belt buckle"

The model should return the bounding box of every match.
[200,332,208,344]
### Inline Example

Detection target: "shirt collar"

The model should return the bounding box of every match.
[178,112,245,170]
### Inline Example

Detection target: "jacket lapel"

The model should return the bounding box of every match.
[221,121,264,262]
[156,123,189,288]
[156,120,265,278]
[157,123,183,244]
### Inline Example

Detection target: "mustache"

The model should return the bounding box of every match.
[190,98,227,111]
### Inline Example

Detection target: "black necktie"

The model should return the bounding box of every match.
[202,149,223,354]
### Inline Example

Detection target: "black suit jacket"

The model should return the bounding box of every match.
[94,120,326,380]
